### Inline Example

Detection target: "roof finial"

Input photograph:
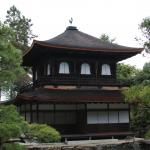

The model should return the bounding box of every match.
[69,17,73,25]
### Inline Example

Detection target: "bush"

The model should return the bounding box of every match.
[28,124,61,143]
[3,143,27,150]
[0,105,29,149]
[145,129,150,139]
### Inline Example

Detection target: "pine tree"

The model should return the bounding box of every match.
[0,22,25,96]
[4,5,37,52]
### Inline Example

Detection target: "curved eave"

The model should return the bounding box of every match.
[24,40,143,57]
[23,40,143,66]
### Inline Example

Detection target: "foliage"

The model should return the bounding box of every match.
[2,5,37,99]
[117,63,140,84]
[0,105,28,149]
[4,5,37,51]
[123,85,150,106]
[131,106,150,137]
[139,17,150,53]
[122,62,150,137]
[27,124,61,143]
[99,33,116,43]
[0,22,25,90]
[123,85,150,137]
[145,129,150,139]
[2,143,27,150]
[133,62,150,85]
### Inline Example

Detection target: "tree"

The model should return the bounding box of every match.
[99,33,116,43]
[116,63,140,84]
[122,62,150,137]
[139,18,150,53]
[123,62,150,104]
[0,105,28,150]
[4,5,37,52]
[0,22,25,97]
[132,62,150,85]
[123,85,150,137]
[3,5,37,99]
[123,85,150,106]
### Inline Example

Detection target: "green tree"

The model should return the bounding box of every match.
[0,105,28,150]
[116,63,140,84]
[4,5,37,52]
[0,22,25,94]
[123,85,150,137]
[123,62,150,104]
[139,18,150,53]
[122,62,150,137]
[3,5,37,99]
[99,33,116,43]
[133,62,150,85]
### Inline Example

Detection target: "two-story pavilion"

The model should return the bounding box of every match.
[11,26,143,138]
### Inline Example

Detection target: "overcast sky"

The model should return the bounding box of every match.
[0,0,150,68]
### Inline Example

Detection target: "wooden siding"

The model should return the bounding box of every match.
[17,103,130,135]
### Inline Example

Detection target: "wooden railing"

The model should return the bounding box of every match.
[33,76,124,87]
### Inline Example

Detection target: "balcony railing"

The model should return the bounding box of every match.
[34,76,124,87]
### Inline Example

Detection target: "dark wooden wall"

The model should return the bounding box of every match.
[32,54,117,87]
[17,102,130,134]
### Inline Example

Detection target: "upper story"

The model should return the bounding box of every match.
[23,26,143,87]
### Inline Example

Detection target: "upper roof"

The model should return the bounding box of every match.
[23,26,143,66]
[42,26,142,51]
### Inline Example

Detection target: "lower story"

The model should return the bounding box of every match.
[16,103,130,135]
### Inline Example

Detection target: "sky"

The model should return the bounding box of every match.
[0,0,150,68]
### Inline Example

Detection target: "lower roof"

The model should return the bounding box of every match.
[14,88,125,104]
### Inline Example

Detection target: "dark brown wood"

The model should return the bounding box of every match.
[61,131,134,140]
[16,89,125,103]
[32,56,119,87]
[7,26,140,136]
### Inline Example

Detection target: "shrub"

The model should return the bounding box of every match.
[28,124,61,143]
[145,129,150,139]
[0,105,29,149]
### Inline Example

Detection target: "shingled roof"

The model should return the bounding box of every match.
[41,26,142,52]
[23,26,143,65]
[15,88,124,103]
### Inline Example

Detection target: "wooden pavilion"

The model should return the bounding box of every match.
[11,26,143,139]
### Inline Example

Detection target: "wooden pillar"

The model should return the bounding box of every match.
[74,61,77,76]
[108,103,109,124]
[84,103,87,133]
[51,58,54,77]
[95,61,98,79]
